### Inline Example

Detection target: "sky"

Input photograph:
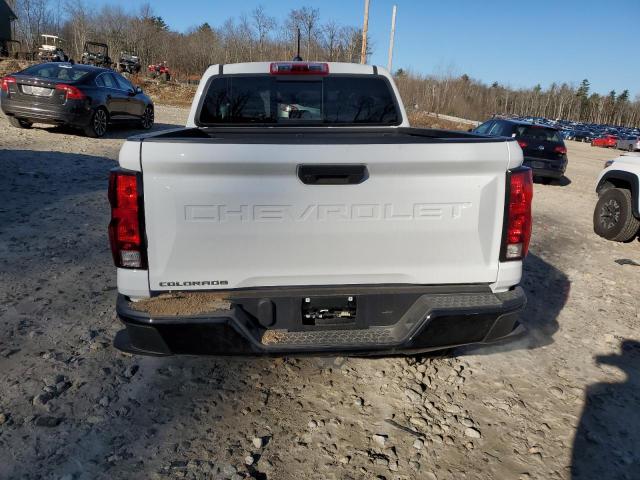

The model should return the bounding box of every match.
[88,0,640,97]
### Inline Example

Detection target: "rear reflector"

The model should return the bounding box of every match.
[1,76,16,92]
[55,83,86,100]
[501,168,533,261]
[108,171,146,269]
[270,62,329,75]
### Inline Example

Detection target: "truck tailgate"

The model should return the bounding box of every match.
[141,139,510,291]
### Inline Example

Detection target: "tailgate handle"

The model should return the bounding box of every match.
[298,164,368,185]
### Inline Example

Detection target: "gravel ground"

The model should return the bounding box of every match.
[1,107,639,480]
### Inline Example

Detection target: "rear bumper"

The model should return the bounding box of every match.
[1,98,92,126]
[523,156,567,178]
[114,285,527,356]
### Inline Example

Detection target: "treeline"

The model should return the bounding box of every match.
[7,0,640,128]
[7,1,367,78]
[395,72,640,128]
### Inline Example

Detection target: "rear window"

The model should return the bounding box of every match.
[514,126,562,143]
[198,75,400,126]
[20,64,90,82]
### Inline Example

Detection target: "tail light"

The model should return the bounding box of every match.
[1,76,16,92]
[517,140,528,149]
[270,62,329,75]
[554,145,567,154]
[501,168,533,261]
[108,171,146,269]
[56,83,86,100]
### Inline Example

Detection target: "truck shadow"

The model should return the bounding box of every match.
[458,253,569,355]
[571,340,640,479]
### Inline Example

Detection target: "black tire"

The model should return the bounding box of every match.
[8,117,33,129]
[593,188,640,242]
[84,108,108,138]
[629,144,635,152]
[140,106,154,130]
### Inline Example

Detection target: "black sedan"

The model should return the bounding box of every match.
[0,62,154,137]
[472,118,568,181]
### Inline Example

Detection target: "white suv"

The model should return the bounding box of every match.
[594,152,640,242]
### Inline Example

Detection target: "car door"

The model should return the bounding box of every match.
[96,72,127,117]
[113,73,144,116]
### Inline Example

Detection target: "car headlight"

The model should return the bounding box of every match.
[604,160,615,168]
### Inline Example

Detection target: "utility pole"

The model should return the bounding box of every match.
[360,0,370,64]
[387,4,397,72]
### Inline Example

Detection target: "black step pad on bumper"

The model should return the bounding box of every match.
[115,285,526,356]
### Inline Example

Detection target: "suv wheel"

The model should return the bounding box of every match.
[593,188,640,242]
[140,106,154,129]
[8,117,32,129]
[84,107,108,138]
[629,144,635,152]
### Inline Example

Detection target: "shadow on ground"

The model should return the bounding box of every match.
[0,149,113,277]
[38,121,179,139]
[571,340,640,479]
[458,253,569,355]
[534,176,572,187]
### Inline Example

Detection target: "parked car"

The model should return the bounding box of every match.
[473,118,567,181]
[1,62,154,137]
[572,130,595,143]
[594,153,640,241]
[110,61,530,356]
[592,134,618,148]
[616,136,640,152]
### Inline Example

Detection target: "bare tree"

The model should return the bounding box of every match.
[288,6,319,60]
[252,5,275,60]
[12,0,57,50]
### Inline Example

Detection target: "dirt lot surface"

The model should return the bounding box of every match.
[1,107,639,480]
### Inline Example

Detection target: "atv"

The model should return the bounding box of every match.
[148,62,171,81]
[117,51,141,75]
[81,41,112,68]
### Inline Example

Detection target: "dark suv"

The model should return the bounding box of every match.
[473,119,568,181]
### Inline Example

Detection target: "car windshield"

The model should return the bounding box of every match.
[514,125,562,142]
[20,64,91,81]
[199,74,400,126]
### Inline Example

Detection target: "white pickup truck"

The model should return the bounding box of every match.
[109,61,532,356]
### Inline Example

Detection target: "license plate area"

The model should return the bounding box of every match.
[302,296,357,326]
[21,85,54,96]
[530,161,546,169]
